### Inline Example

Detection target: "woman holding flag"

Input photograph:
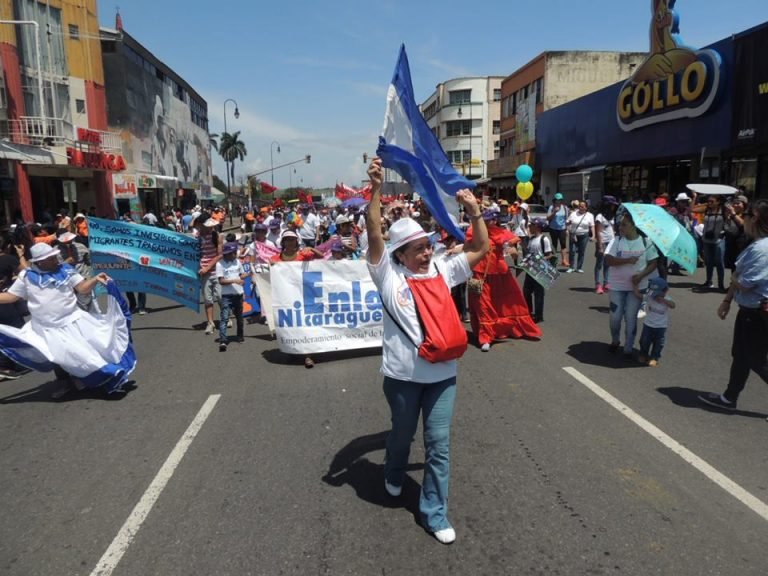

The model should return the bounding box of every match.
[365,157,488,545]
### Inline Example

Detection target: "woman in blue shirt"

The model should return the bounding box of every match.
[699,200,768,411]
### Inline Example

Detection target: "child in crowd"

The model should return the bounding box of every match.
[638,276,676,366]
[523,218,552,323]
[215,242,247,351]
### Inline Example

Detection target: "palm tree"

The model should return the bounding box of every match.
[209,133,219,152]
[219,131,247,195]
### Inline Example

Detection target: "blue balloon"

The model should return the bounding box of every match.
[516,164,533,183]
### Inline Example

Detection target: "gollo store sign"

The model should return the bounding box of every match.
[616,0,722,132]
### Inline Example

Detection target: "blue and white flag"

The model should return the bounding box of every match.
[377,45,474,241]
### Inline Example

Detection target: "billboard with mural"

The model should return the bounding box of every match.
[103,34,212,188]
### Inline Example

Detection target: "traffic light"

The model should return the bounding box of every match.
[363,153,368,163]
[305,155,311,164]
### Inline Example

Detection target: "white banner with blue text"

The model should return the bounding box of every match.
[270,260,384,354]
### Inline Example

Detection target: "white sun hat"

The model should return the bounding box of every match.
[388,217,428,253]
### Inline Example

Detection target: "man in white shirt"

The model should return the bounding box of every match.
[298,204,320,247]
[215,242,246,351]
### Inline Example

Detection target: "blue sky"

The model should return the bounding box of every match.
[96,0,768,190]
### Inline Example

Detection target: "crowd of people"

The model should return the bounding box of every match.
[0,172,765,547]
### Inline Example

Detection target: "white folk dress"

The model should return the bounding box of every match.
[0,264,136,392]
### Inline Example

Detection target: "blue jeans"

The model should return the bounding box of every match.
[568,234,589,270]
[219,294,244,342]
[702,238,725,287]
[609,290,643,354]
[383,376,456,532]
[639,325,667,360]
[594,250,608,286]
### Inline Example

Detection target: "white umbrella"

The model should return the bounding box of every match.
[686,183,739,196]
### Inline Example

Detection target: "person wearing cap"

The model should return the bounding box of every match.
[594,196,619,293]
[331,215,360,257]
[270,231,323,368]
[0,242,135,399]
[546,193,570,269]
[364,158,488,545]
[467,208,541,351]
[523,218,553,323]
[266,219,283,246]
[329,240,346,260]
[637,276,676,366]
[215,242,247,351]
[195,213,223,335]
[699,199,768,411]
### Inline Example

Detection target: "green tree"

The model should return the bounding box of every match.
[209,133,219,152]
[212,174,227,191]
[219,131,247,194]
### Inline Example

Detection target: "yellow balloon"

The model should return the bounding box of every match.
[517,181,534,200]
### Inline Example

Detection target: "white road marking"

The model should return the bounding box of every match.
[90,394,222,576]
[563,367,768,523]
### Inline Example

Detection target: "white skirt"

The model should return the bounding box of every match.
[0,282,136,393]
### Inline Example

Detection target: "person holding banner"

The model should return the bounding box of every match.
[365,158,488,545]
[0,243,135,399]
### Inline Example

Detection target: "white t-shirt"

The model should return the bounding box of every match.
[10,266,85,327]
[605,236,659,291]
[299,212,319,241]
[595,214,615,245]
[216,258,245,296]
[643,293,672,328]
[527,234,553,258]
[567,211,595,236]
[367,251,471,383]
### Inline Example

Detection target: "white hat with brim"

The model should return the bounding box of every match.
[280,230,299,246]
[58,232,77,243]
[29,243,60,262]
[675,192,690,202]
[388,217,428,253]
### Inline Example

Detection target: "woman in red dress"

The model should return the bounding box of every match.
[467,209,541,351]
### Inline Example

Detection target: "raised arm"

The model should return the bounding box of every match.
[365,158,385,265]
[457,190,489,268]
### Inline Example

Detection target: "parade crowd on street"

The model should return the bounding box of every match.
[0,161,766,545]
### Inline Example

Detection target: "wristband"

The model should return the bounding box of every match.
[469,212,482,219]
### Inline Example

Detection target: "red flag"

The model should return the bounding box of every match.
[261,181,278,195]
[298,189,312,204]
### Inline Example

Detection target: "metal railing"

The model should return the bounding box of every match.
[0,116,123,154]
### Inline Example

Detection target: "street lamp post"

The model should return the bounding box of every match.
[270,141,281,187]
[223,98,239,223]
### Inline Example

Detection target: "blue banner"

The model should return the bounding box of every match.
[88,217,201,311]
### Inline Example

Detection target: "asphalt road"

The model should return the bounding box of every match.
[1,250,767,576]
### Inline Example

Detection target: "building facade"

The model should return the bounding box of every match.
[535,15,768,203]
[100,18,212,219]
[0,0,124,223]
[487,51,646,200]
[420,77,504,181]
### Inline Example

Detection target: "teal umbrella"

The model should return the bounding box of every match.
[622,203,697,274]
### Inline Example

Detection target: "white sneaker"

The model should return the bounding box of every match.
[204,322,214,335]
[384,480,401,497]
[566,268,574,273]
[433,527,456,544]
[481,343,490,352]
[575,269,584,273]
